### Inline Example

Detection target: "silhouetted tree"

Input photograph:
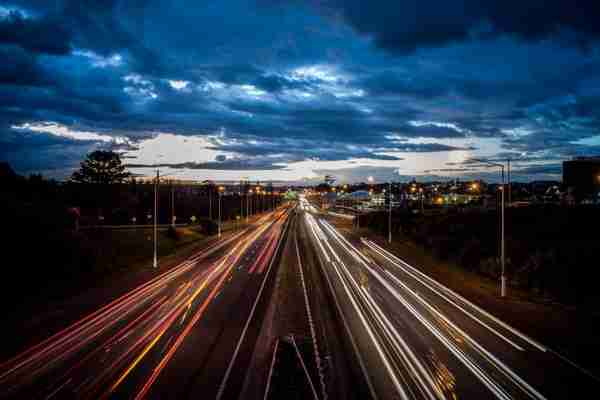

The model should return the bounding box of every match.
[70,150,130,184]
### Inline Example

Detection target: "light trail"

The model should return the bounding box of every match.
[381,270,548,400]
[304,213,410,400]
[361,239,546,353]
[304,213,549,400]
[1,209,290,400]
[215,209,291,400]
[361,239,533,352]
[294,234,327,400]
[0,231,247,383]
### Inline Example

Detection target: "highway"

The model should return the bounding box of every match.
[0,207,291,400]
[297,196,598,400]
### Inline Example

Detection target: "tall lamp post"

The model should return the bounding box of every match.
[256,186,261,213]
[170,180,176,228]
[388,182,392,243]
[240,182,244,222]
[153,169,159,268]
[218,185,224,238]
[247,189,252,222]
[470,158,507,297]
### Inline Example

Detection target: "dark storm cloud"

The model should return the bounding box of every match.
[203,137,404,162]
[0,125,98,172]
[0,46,47,86]
[0,10,72,55]
[2,0,600,180]
[126,160,286,171]
[514,163,563,175]
[312,1,600,53]
[203,135,469,164]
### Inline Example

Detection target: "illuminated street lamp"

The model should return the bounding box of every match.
[387,182,392,243]
[153,169,159,268]
[247,189,253,221]
[469,158,507,297]
[218,186,225,238]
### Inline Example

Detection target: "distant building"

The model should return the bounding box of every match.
[370,193,385,207]
[563,157,600,200]
[349,190,371,200]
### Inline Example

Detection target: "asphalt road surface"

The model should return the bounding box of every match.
[0,207,291,400]
[297,196,599,400]
[3,199,598,400]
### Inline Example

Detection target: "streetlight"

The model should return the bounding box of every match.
[153,169,159,268]
[256,186,261,213]
[388,182,392,243]
[239,182,245,222]
[469,158,507,297]
[247,189,252,221]
[152,154,164,269]
[170,180,176,228]
[209,185,213,220]
[218,185,225,238]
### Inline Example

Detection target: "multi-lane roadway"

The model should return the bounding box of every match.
[0,208,291,400]
[2,199,598,399]
[297,195,598,399]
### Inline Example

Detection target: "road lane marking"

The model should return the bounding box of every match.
[263,339,279,400]
[318,218,544,400]
[302,212,379,400]
[359,286,444,400]
[363,239,546,353]
[329,259,410,400]
[368,267,512,400]
[362,241,525,352]
[382,270,547,400]
[295,233,327,400]
[290,335,320,400]
[215,210,291,400]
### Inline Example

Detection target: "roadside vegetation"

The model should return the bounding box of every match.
[360,205,600,308]
[1,157,212,311]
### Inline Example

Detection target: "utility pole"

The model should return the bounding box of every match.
[507,159,512,206]
[246,189,251,222]
[209,186,213,220]
[153,170,159,269]
[240,181,244,221]
[218,187,223,238]
[388,182,392,243]
[470,158,506,297]
[171,180,175,228]
[501,166,506,298]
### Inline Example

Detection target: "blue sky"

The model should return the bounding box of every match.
[2,1,600,183]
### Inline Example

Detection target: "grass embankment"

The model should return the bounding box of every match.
[85,227,203,273]
[3,224,208,313]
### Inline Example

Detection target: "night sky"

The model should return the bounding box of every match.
[3,1,600,183]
